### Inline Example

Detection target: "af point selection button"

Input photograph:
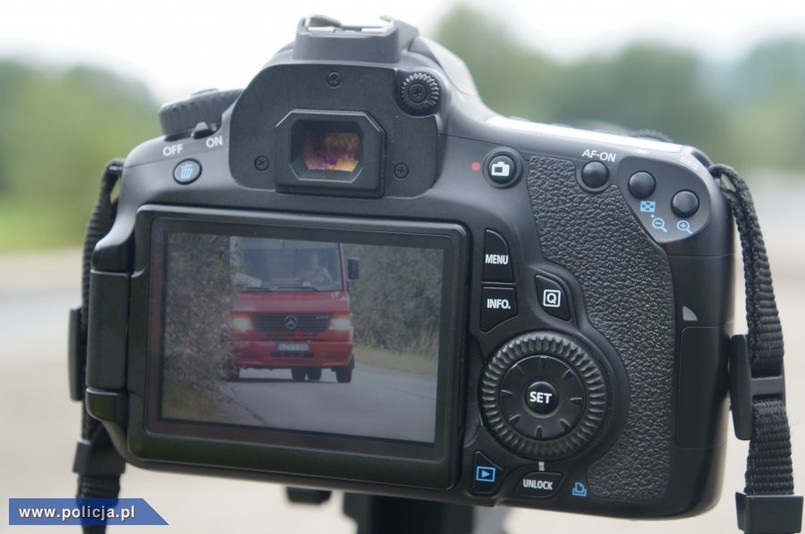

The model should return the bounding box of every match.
[525,381,560,415]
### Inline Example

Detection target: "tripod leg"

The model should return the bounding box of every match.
[342,494,508,534]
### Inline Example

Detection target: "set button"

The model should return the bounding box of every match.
[500,355,586,440]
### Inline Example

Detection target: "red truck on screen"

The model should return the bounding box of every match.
[227,238,359,383]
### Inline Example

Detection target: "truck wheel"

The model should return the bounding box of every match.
[335,367,352,383]
[291,368,306,382]
[306,368,322,381]
[224,364,240,381]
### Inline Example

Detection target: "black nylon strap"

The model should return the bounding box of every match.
[74,160,126,534]
[746,398,795,495]
[709,164,801,533]
[710,164,784,375]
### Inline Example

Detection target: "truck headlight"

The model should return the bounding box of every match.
[329,313,353,331]
[232,315,253,333]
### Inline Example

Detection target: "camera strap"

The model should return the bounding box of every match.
[70,159,126,534]
[709,164,803,534]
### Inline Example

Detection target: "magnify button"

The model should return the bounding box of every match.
[677,220,693,234]
[652,217,668,233]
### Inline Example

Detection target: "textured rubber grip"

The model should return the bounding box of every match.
[526,155,675,502]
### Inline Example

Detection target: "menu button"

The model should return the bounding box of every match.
[483,230,514,283]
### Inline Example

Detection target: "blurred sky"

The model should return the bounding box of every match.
[2,0,805,103]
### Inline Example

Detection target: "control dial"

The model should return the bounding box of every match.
[158,88,242,138]
[480,332,607,460]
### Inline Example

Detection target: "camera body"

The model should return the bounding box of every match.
[83,17,734,518]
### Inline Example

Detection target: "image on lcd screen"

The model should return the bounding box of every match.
[159,232,443,444]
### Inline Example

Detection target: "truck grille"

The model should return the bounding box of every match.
[251,314,330,334]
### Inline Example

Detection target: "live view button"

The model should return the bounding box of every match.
[515,472,563,498]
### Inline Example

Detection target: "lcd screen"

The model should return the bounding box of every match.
[157,230,444,445]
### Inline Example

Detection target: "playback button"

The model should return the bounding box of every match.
[471,451,503,495]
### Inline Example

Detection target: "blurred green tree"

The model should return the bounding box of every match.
[725,39,805,171]
[431,4,805,173]
[0,61,158,249]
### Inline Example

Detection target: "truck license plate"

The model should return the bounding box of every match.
[277,343,309,352]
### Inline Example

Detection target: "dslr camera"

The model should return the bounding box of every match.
[79,16,734,519]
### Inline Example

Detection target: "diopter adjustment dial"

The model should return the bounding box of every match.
[480,332,608,460]
[158,88,242,138]
[399,72,440,115]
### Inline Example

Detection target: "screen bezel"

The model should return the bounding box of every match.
[131,206,467,489]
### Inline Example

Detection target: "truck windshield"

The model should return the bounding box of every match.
[233,238,343,291]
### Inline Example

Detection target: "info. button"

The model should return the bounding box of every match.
[515,471,563,498]
[481,286,518,331]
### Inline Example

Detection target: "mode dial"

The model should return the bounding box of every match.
[158,88,242,138]
[480,332,608,460]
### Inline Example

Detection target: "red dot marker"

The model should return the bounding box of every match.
[471,161,481,172]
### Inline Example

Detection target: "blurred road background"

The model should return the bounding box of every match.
[2,1,805,532]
